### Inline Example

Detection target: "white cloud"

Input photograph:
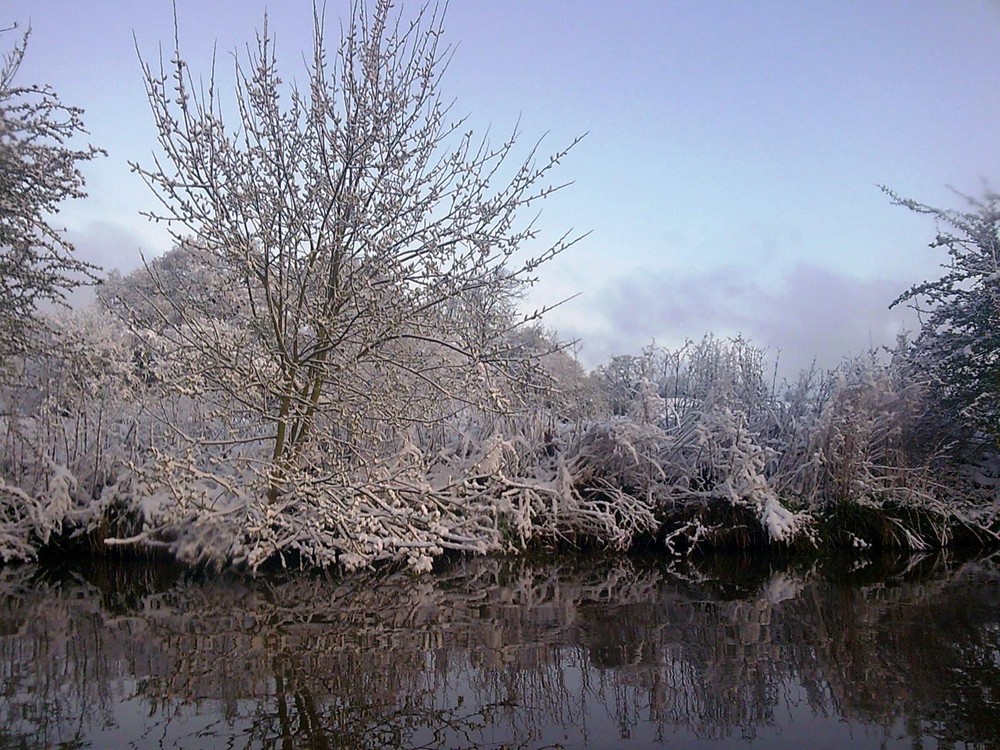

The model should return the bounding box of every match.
[66,221,147,275]
[554,263,921,377]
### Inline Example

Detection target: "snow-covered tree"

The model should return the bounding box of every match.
[594,354,649,416]
[888,187,1000,449]
[0,25,103,366]
[130,1,579,504]
[498,325,601,421]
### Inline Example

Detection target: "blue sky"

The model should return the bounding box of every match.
[6,1,1000,374]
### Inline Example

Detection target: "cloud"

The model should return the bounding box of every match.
[66,221,147,275]
[49,221,148,309]
[560,263,920,377]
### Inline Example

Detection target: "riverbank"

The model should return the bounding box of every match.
[22,489,1000,577]
[4,337,998,573]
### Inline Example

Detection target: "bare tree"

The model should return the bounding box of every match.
[129,1,581,502]
[0,24,104,364]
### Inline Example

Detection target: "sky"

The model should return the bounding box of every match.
[5,1,1000,376]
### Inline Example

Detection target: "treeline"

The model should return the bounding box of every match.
[1,305,997,569]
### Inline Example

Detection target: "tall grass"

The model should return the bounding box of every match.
[2,315,997,569]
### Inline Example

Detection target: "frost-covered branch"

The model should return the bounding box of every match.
[0,25,104,367]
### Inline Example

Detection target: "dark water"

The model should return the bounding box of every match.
[1,552,998,750]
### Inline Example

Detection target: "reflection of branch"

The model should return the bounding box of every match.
[2,555,998,748]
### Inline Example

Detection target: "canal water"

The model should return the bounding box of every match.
[1,551,997,749]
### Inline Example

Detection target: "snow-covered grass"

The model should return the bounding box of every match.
[2,317,998,570]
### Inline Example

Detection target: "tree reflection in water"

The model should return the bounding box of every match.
[0,552,997,749]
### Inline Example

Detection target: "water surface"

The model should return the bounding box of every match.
[1,552,998,749]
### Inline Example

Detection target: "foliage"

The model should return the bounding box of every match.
[593,353,649,416]
[583,336,997,553]
[0,25,103,365]
[887,187,1000,448]
[0,304,145,561]
[3,304,999,566]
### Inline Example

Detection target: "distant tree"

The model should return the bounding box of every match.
[594,354,649,416]
[888,187,1000,448]
[501,325,602,421]
[0,25,103,364]
[130,1,580,499]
